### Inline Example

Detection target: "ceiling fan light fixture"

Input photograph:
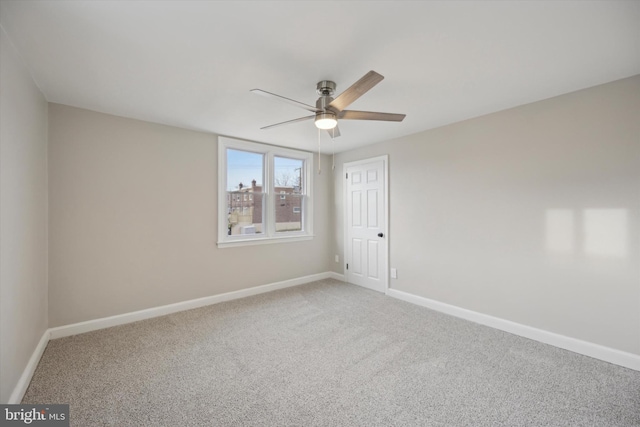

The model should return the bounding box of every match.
[314,112,337,130]
[253,71,405,136]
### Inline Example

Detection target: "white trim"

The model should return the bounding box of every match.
[343,155,389,294]
[386,288,640,372]
[9,330,50,404]
[216,234,313,248]
[328,271,346,282]
[49,272,333,339]
[10,271,344,403]
[217,136,313,247]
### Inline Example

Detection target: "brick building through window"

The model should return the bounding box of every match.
[227,179,302,235]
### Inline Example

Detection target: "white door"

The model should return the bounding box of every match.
[345,156,388,293]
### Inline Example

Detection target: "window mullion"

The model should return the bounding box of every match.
[265,151,275,237]
[302,158,309,234]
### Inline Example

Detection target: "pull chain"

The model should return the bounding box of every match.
[332,128,336,171]
[317,128,321,174]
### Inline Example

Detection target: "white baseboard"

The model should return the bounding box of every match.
[8,330,50,404]
[10,271,340,403]
[49,272,336,340]
[328,271,345,281]
[386,288,640,372]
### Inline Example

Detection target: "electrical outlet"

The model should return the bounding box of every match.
[391,268,397,279]
[335,255,339,263]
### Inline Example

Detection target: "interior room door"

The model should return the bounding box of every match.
[344,156,388,293]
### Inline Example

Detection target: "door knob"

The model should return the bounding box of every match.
[378,232,384,238]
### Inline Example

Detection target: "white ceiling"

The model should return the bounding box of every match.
[2,1,639,154]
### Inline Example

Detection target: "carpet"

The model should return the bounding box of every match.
[22,279,640,426]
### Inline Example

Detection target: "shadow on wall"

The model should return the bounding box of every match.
[545,208,628,258]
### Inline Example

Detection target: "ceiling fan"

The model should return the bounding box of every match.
[251,70,406,138]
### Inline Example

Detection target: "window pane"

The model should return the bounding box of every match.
[274,156,304,233]
[226,191,264,235]
[274,156,304,194]
[275,194,303,232]
[227,149,263,191]
[226,149,264,235]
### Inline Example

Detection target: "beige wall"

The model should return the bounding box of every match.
[48,104,333,327]
[333,75,640,356]
[0,28,49,403]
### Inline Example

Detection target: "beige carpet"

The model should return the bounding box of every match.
[23,279,640,426]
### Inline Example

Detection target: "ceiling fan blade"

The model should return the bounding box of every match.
[338,110,406,122]
[260,115,314,130]
[326,126,341,139]
[327,71,384,112]
[251,89,322,113]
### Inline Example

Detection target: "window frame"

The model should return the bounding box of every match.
[217,136,313,248]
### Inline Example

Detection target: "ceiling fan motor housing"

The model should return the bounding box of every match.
[316,95,334,110]
[316,80,336,96]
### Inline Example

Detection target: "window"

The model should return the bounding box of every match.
[218,137,313,247]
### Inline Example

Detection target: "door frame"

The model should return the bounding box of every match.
[343,155,390,294]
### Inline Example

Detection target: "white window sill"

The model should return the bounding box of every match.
[217,234,314,249]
